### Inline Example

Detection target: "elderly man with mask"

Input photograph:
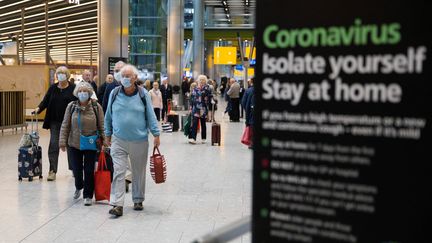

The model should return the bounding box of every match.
[104,64,161,217]
[102,61,126,112]
[82,70,97,93]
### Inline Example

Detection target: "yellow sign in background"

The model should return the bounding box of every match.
[214,47,237,65]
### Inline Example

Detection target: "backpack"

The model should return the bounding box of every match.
[109,86,147,113]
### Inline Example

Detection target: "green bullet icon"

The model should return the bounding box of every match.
[260,208,269,218]
[261,171,269,180]
[261,137,270,147]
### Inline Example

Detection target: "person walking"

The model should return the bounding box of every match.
[160,77,172,121]
[227,78,240,122]
[102,61,126,112]
[181,77,190,111]
[82,70,97,93]
[149,81,163,121]
[188,75,213,144]
[242,78,255,148]
[104,64,160,217]
[59,82,105,205]
[97,74,114,104]
[35,66,77,181]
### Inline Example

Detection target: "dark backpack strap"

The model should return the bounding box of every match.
[91,101,100,131]
[109,86,122,113]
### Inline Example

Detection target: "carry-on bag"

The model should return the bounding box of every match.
[149,146,167,184]
[18,112,43,181]
[211,104,221,146]
[180,114,188,131]
[167,114,179,132]
[94,151,111,201]
[241,126,253,146]
[183,114,192,137]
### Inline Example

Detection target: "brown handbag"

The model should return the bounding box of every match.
[149,146,167,184]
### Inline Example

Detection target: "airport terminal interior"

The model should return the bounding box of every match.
[1,0,256,242]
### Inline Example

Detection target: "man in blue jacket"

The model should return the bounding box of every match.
[102,61,125,112]
[105,64,161,217]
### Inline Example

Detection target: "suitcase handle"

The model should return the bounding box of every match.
[30,109,38,134]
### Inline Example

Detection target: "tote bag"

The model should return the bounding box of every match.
[94,151,111,201]
[149,146,167,184]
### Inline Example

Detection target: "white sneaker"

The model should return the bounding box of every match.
[84,198,92,206]
[73,189,82,199]
[201,139,206,144]
[188,138,196,144]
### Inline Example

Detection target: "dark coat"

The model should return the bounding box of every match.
[241,86,254,126]
[160,83,173,105]
[37,83,77,129]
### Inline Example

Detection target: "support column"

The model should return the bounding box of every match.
[65,24,68,66]
[192,0,204,78]
[167,0,184,108]
[45,0,49,65]
[98,0,129,79]
[205,41,215,80]
[21,8,25,65]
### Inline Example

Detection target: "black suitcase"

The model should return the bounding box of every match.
[18,112,42,181]
[167,114,179,132]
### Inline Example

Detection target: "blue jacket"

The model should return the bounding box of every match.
[241,86,254,126]
[104,85,160,141]
[102,80,120,112]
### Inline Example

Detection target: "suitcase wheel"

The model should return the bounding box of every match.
[39,175,43,180]
[28,177,33,182]
[18,176,22,181]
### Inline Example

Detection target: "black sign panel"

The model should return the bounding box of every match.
[108,57,128,75]
[253,1,431,242]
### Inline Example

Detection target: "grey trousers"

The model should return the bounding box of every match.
[49,121,73,173]
[110,136,149,207]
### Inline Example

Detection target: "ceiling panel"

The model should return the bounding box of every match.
[0,0,97,64]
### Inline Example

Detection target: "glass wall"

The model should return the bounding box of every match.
[129,0,167,79]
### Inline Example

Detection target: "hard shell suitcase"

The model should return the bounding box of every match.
[211,104,221,146]
[18,112,42,181]
[167,114,179,132]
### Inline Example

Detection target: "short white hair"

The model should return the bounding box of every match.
[120,64,139,77]
[197,75,207,85]
[73,81,94,98]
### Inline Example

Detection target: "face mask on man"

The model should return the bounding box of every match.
[121,77,132,88]
[57,73,67,82]
[114,71,122,81]
[78,91,89,102]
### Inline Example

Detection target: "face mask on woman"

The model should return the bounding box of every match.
[121,77,132,88]
[78,91,89,102]
[57,73,67,82]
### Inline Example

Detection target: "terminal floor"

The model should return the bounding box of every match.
[0,109,252,243]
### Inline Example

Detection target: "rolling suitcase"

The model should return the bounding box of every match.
[167,114,179,132]
[18,112,43,181]
[211,104,221,146]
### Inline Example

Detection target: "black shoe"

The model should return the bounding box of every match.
[109,206,123,216]
[134,203,144,211]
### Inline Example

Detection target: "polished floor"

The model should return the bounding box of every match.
[0,105,252,243]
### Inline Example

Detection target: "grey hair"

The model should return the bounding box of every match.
[55,66,71,80]
[120,64,139,77]
[73,81,94,98]
[115,60,125,66]
[197,75,207,85]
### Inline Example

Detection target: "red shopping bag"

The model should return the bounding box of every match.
[94,151,111,201]
[149,146,167,184]
[241,126,253,146]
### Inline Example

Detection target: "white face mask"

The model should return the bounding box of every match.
[57,73,67,82]
[114,71,122,81]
